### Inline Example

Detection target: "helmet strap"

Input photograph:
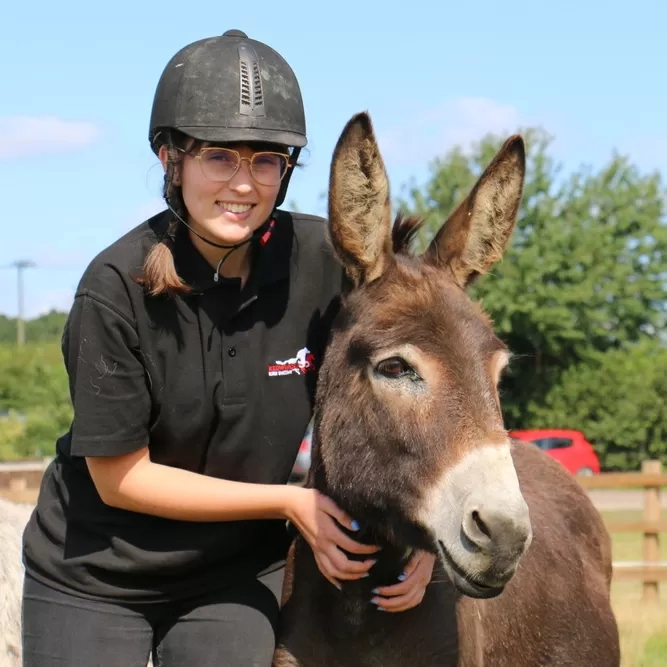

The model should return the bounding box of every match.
[275,147,302,208]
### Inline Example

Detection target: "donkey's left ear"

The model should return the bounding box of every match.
[424,135,525,287]
[328,112,393,287]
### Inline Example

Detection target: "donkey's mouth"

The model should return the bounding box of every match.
[437,541,505,600]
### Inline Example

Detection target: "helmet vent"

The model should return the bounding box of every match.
[252,62,263,106]
[240,61,252,107]
[238,44,265,117]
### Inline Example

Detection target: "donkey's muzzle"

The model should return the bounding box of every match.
[460,495,532,588]
[424,443,533,598]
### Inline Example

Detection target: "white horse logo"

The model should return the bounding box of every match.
[275,347,313,374]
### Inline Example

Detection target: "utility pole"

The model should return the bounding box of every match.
[11,260,36,346]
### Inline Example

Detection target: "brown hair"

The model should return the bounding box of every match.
[133,130,201,296]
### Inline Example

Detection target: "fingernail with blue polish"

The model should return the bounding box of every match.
[351,520,360,531]
[371,588,380,595]
[397,572,408,581]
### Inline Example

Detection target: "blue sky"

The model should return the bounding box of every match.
[1,0,666,317]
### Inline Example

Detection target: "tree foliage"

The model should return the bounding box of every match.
[0,309,68,344]
[0,335,72,460]
[533,339,667,469]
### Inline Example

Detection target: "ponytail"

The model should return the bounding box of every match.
[139,217,191,296]
[135,133,195,296]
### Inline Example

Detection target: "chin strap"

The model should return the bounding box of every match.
[212,217,275,282]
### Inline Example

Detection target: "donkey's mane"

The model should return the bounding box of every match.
[391,212,427,255]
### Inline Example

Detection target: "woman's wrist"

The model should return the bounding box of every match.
[277,484,306,525]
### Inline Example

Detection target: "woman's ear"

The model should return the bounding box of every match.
[158,145,169,173]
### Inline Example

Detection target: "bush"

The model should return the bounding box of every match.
[532,338,667,470]
[0,343,72,460]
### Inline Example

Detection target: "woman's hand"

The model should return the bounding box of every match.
[370,549,436,612]
[285,487,380,590]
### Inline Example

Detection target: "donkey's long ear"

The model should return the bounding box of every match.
[425,135,525,287]
[328,112,393,287]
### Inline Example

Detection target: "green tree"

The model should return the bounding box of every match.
[0,342,72,459]
[0,310,68,344]
[0,342,69,412]
[26,309,69,342]
[533,339,667,470]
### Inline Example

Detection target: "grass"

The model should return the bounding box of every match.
[602,510,667,666]
[612,582,667,667]
[604,510,667,562]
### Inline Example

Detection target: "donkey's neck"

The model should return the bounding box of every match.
[307,461,423,636]
[338,523,414,585]
[310,456,431,562]
[308,539,415,640]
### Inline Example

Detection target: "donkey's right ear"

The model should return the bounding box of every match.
[327,112,393,287]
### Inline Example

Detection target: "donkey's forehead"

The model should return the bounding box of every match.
[346,261,504,354]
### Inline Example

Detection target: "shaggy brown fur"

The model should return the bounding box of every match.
[273,112,619,667]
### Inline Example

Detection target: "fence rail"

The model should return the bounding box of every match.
[1,458,666,601]
[578,459,665,603]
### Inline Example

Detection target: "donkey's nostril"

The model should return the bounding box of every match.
[472,510,491,539]
[463,500,532,556]
[463,508,493,549]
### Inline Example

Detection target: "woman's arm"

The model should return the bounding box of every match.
[87,447,297,522]
[87,447,380,588]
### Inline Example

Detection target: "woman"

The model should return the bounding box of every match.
[21,30,436,666]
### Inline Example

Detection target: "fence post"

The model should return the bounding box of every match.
[642,459,662,603]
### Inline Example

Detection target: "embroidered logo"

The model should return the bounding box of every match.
[268,347,316,377]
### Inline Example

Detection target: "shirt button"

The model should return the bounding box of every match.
[228,347,237,357]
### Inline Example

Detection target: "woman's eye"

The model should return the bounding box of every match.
[376,357,416,379]
[207,150,235,163]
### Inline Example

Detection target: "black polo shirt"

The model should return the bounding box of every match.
[22,208,344,603]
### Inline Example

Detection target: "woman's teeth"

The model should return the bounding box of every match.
[218,202,253,213]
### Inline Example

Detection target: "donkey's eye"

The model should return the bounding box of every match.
[375,357,419,379]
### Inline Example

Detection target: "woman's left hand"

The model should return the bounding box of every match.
[370,549,436,612]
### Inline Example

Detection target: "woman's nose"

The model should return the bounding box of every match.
[228,160,254,193]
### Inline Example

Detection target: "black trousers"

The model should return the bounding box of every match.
[21,567,284,667]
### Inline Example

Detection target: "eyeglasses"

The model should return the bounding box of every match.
[193,147,291,186]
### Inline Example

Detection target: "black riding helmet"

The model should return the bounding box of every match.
[149,29,307,207]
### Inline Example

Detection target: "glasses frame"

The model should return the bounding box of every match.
[193,146,292,186]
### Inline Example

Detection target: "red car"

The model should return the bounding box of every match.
[509,428,601,476]
[289,418,314,484]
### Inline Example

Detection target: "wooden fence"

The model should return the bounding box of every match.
[1,458,666,601]
[0,460,47,503]
[577,460,667,603]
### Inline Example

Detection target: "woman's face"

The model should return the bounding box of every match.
[161,141,286,245]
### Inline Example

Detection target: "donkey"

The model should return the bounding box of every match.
[273,112,620,666]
